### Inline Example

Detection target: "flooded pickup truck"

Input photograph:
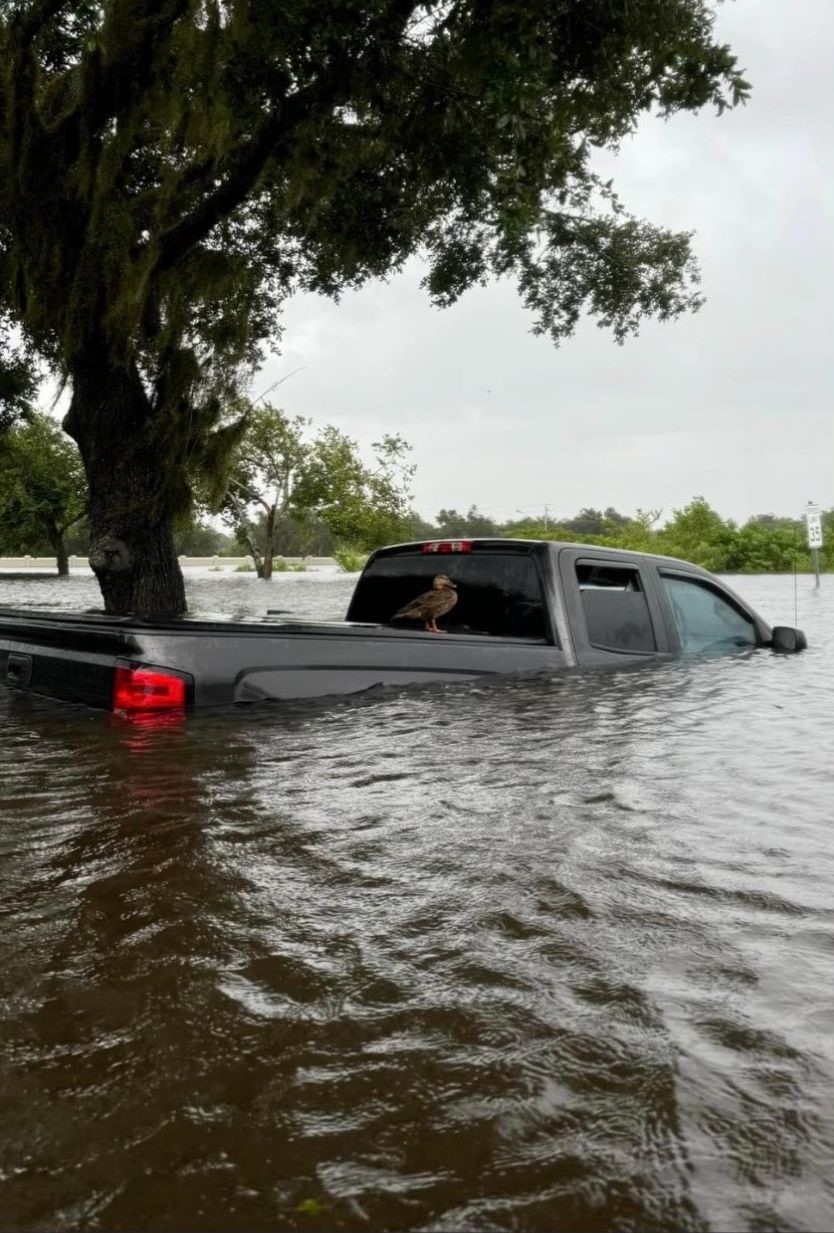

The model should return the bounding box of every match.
[0,539,806,714]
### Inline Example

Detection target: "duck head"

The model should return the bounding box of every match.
[432,574,456,590]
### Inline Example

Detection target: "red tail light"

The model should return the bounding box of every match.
[113,665,188,713]
[422,540,472,554]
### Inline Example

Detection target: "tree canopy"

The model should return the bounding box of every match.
[493,497,831,574]
[0,0,750,614]
[211,401,414,574]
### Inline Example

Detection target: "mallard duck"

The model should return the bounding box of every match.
[393,574,458,633]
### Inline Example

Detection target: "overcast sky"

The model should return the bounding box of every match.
[254,0,833,526]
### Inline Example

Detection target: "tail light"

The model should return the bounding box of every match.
[422,540,472,554]
[113,664,191,714]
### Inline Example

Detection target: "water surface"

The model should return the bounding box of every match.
[1,572,832,1231]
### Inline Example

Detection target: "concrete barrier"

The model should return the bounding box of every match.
[0,556,60,569]
[0,556,338,570]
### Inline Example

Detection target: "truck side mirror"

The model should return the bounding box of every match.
[771,626,807,653]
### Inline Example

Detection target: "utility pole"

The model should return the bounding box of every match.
[543,504,550,532]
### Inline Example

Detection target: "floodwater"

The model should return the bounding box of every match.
[1,571,833,1232]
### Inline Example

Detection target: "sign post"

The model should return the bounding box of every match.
[805,502,823,588]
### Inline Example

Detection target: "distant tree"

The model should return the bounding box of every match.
[286,511,338,558]
[603,507,629,528]
[213,404,310,578]
[821,510,834,573]
[213,403,414,575]
[0,413,86,573]
[588,508,661,552]
[0,0,750,616]
[408,512,441,541]
[296,428,415,553]
[500,506,658,547]
[172,518,234,557]
[435,506,501,538]
[562,508,609,536]
[234,510,338,558]
[413,498,832,573]
[0,321,38,434]
[63,519,91,556]
[499,514,552,539]
[733,519,799,573]
[656,496,737,571]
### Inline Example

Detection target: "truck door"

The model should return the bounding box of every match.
[557,549,672,667]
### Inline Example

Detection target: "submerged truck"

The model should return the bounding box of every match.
[0,539,806,715]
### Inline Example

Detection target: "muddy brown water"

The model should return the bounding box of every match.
[1,571,833,1232]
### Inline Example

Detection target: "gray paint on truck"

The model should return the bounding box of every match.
[0,540,784,711]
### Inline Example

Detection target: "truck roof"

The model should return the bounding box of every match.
[373,538,714,574]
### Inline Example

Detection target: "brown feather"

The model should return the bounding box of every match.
[393,575,458,625]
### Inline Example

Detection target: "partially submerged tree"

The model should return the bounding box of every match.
[0,0,749,615]
[294,427,414,552]
[0,412,86,573]
[215,402,413,574]
[656,495,738,572]
[215,404,311,578]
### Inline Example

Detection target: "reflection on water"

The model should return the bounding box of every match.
[1,573,833,1231]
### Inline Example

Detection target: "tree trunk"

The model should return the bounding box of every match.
[64,359,187,617]
[44,517,69,576]
[260,506,277,580]
[226,491,264,576]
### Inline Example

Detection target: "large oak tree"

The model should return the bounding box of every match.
[0,0,748,615]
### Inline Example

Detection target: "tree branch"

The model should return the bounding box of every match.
[12,0,70,45]
[58,508,87,536]
[154,107,295,274]
[155,0,423,272]
[83,0,193,136]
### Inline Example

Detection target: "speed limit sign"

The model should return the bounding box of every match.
[806,503,824,549]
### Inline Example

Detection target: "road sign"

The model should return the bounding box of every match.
[806,503,823,550]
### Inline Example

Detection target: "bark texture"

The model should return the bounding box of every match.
[64,359,187,617]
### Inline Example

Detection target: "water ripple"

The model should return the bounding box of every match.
[1,573,834,1230]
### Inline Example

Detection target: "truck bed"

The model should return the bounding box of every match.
[0,606,562,711]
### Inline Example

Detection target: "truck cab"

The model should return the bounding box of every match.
[349,538,774,668]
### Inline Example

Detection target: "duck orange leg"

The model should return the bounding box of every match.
[425,618,441,633]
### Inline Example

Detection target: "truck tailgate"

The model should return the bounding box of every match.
[0,613,142,708]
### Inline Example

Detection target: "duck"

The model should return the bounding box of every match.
[393,574,458,633]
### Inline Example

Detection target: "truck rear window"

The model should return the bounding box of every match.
[347,552,550,641]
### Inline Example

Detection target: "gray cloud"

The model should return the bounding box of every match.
[256,0,834,524]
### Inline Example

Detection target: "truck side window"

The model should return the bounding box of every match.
[347,552,550,641]
[660,574,757,653]
[576,563,656,653]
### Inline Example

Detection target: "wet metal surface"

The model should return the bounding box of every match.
[1,572,833,1231]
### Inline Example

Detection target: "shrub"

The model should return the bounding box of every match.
[334,545,368,572]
